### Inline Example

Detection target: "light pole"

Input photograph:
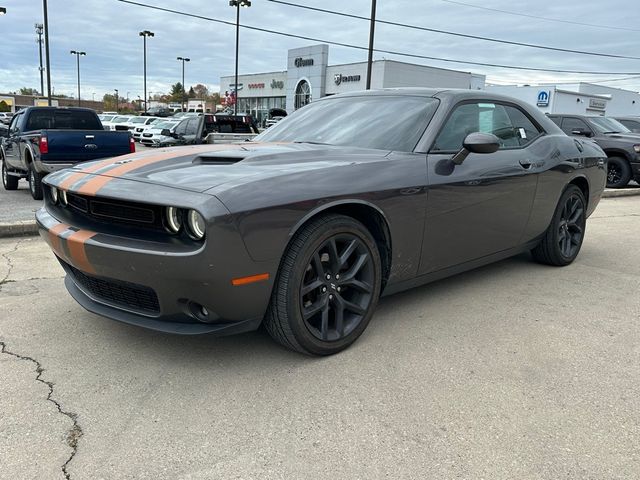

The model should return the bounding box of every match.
[139,30,154,114]
[114,89,119,113]
[229,0,251,116]
[176,56,190,112]
[43,0,52,105]
[92,92,95,102]
[70,50,86,106]
[0,7,5,15]
[366,0,377,90]
[35,24,45,96]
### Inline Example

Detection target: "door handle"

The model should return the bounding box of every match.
[519,159,533,169]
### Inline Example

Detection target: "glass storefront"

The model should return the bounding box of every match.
[237,96,286,127]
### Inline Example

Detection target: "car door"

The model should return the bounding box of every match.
[419,101,542,274]
[2,112,24,169]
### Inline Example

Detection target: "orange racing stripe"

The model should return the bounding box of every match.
[66,229,97,274]
[48,223,70,260]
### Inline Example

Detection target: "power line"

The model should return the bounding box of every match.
[115,0,640,75]
[442,0,640,33]
[268,0,640,61]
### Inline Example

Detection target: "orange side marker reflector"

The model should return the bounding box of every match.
[231,273,270,286]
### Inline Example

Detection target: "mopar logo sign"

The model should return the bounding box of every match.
[536,90,551,107]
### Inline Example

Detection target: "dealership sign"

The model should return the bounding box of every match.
[271,79,284,89]
[589,98,607,110]
[334,73,361,86]
[248,83,265,89]
[294,57,314,67]
[536,90,550,107]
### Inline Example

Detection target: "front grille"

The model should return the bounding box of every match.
[66,262,160,315]
[143,133,153,137]
[63,192,163,231]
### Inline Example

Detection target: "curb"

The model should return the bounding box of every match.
[0,221,38,238]
[602,188,640,199]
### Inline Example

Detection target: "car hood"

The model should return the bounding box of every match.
[59,143,390,194]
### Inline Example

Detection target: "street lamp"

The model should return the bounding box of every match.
[139,30,154,114]
[176,56,190,112]
[0,7,6,15]
[229,0,251,116]
[114,89,119,113]
[35,24,44,96]
[43,0,52,105]
[69,50,86,106]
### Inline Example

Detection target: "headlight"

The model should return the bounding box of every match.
[165,206,182,233]
[187,210,206,239]
[50,186,58,204]
[634,145,640,153]
[60,189,68,205]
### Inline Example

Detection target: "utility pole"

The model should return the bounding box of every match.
[114,89,119,113]
[43,0,52,105]
[366,0,377,90]
[35,24,45,96]
[229,0,251,116]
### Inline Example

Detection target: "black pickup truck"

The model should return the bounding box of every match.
[548,114,640,188]
[1,107,134,199]
[158,114,260,146]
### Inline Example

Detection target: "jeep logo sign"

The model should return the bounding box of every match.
[270,79,284,89]
[294,57,314,68]
[334,73,361,86]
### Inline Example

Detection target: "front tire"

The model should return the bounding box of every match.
[28,164,44,200]
[531,185,586,266]
[606,157,631,188]
[265,214,382,355]
[2,158,19,190]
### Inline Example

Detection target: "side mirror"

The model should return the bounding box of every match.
[160,129,171,136]
[571,128,592,137]
[451,132,500,165]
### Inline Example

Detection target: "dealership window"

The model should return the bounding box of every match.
[294,80,312,110]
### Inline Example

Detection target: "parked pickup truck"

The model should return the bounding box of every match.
[548,114,640,188]
[156,114,260,147]
[1,107,134,199]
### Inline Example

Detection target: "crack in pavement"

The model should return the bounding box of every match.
[0,238,25,290]
[0,341,83,480]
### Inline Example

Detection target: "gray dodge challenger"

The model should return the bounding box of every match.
[37,89,607,355]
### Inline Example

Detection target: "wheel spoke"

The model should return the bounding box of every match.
[339,239,358,269]
[302,299,325,321]
[341,278,372,293]
[320,304,330,341]
[334,303,345,338]
[340,253,369,283]
[311,252,325,278]
[569,206,584,225]
[327,238,340,273]
[341,297,366,316]
[301,278,324,296]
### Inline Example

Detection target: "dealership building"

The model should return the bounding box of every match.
[220,44,486,125]
[486,83,640,117]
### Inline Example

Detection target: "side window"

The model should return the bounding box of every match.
[618,119,640,133]
[548,116,562,127]
[174,120,187,135]
[560,118,591,136]
[504,105,543,146]
[8,114,21,134]
[184,118,199,136]
[433,102,520,152]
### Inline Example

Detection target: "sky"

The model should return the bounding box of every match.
[1,0,639,101]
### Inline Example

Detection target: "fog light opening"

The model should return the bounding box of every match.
[188,301,215,323]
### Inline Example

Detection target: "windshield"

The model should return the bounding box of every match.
[588,117,631,134]
[256,95,439,151]
[113,116,131,123]
[154,121,178,129]
[100,115,115,122]
[130,117,147,124]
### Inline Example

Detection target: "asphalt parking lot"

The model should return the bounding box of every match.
[1,196,639,479]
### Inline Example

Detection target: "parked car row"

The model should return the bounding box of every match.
[547,114,640,188]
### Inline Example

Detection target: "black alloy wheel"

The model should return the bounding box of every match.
[300,234,375,342]
[606,157,631,188]
[28,164,43,200]
[531,184,586,266]
[265,214,382,355]
[2,159,19,190]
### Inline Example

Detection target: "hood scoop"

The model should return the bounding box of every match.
[193,150,247,165]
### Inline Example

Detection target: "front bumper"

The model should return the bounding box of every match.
[36,204,276,335]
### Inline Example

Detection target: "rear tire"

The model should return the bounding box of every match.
[264,214,382,355]
[531,185,586,267]
[2,158,19,191]
[28,163,44,200]
[606,157,631,188]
